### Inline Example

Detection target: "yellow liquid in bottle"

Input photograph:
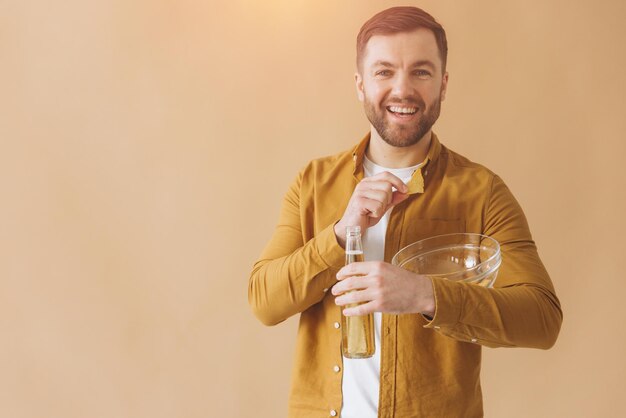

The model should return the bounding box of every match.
[341,250,375,359]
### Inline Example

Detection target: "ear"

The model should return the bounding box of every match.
[440,71,449,101]
[355,72,365,102]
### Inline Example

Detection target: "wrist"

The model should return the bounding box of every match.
[333,221,346,248]
[419,275,436,316]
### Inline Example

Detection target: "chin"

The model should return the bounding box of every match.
[381,129,426,148]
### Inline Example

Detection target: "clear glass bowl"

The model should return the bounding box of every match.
[391,233,501,288]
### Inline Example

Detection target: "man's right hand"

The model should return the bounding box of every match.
[334,171,410,247]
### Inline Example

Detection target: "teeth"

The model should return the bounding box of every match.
[389,106,417,114]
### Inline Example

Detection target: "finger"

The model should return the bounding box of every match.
[336,261,381,280]
[364,172,408,193]
[334,287,375,305]
[332,274,374,296]
[390,190,410,206]
[343,300,378,316]
[355,196,386,218]
[357,179,393,194]
[357,188,392,206]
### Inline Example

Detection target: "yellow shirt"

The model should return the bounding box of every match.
[249,133,562,418]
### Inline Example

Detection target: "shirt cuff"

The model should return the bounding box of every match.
[422,277,464,329]
[314,221,345,270]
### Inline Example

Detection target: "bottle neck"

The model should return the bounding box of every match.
[345,226,363,254]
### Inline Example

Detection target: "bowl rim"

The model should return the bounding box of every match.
[391,232,501,277]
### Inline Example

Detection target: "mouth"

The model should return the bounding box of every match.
[386,105,418,119]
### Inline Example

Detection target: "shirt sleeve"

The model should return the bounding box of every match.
[423,175,563,349]
[248,169,345,326]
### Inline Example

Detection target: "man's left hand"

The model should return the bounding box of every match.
[332,261,435,317]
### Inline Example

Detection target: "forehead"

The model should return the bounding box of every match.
[361,28,442,70]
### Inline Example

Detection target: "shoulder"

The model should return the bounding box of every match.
[438,143,499,187]
[307,147,353,170]
[440,144,495,174]
[298,146,355,183]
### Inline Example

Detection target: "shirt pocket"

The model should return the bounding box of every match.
[399,218,466,250]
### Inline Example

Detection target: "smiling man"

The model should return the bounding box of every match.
[249,6,562,418]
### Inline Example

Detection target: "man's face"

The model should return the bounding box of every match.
[356,28,448,148]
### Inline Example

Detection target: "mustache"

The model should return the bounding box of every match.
[384,97,425,107]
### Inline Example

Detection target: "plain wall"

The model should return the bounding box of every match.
[1,0,625,417]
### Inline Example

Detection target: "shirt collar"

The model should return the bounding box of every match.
[351,132,442,194]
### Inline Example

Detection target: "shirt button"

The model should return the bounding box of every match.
[333,365,341,373]
[334,322,340,329]
[471,338,477,343]
[330,410,337,417]
[323,288,329,292]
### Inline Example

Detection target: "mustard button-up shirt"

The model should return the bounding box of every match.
[249,133,562,418]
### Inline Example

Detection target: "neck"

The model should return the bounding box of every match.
[365,129,432,168]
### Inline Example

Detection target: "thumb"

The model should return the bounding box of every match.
[390,190,410,206]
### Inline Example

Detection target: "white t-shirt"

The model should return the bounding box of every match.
[340,155,423,418]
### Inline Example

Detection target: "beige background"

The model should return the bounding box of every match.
[1,0,625,417]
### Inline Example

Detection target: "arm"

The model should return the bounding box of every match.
[423,175,563,349]
[248,170,345,326]
[249,169,410,326]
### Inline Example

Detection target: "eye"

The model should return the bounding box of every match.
[414,69,431,78]
[375,69,392,77]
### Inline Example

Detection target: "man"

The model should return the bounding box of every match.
[249,6,562,418]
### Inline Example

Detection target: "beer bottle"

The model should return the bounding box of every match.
[341,226,375,359]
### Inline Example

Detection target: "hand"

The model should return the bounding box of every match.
[334,172,409,247]
[332,261,435,317]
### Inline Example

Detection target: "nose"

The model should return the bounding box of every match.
[390,71,415,99]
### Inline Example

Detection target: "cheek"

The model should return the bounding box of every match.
[424,82,445,99]
[363,81,386,101]
[409,88,435,107]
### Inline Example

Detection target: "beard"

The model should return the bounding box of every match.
[363,93,442,148]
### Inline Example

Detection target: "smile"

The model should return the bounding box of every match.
[386,106,418,115]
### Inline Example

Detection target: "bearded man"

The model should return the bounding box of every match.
[249,6,562,418]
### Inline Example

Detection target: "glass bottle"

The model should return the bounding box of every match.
[341,226,375,359]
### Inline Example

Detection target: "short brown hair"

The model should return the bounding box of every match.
[356,6,448,73]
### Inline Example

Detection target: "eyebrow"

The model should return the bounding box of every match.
[410,60,436,71]
[371,60,437,71]
[372,60,395,68]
